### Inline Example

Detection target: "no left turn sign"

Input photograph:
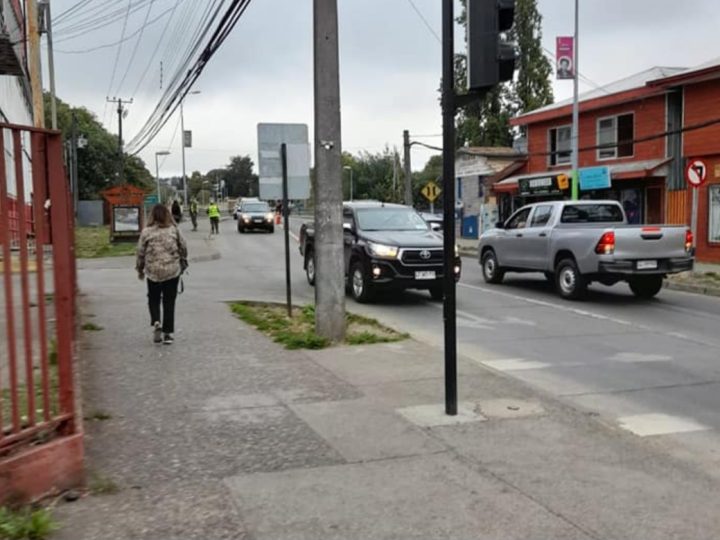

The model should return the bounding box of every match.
[686,159,708,188]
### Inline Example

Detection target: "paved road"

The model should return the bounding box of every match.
[195,218,720,476]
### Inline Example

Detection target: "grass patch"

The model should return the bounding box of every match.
[75,227,136,259]
[87,473,120,496]
[1,364,59,431]
[0,506,57,539]
[85,410,112,422]
[230,302,407,350]
[81,322,103,332]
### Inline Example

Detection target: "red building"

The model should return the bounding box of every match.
[499,60,720,264]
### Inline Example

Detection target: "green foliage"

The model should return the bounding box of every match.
[81,322,104,332]
[188,156,259,200]
[454,0,554,147]
[0,506,57,539]
[44,94,153,199]
[230,302,407,350]
[341,148,403,203]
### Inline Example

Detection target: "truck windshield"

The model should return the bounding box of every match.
[242,203,269,213]
[356,208,429,231]
[561,204,624,224]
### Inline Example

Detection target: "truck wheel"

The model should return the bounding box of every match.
[629,276,663,299]
[305,250,316,286]
[350,261,375,303]
[429,284,444,301]
[481,250,504,284]
[555,258,587,300]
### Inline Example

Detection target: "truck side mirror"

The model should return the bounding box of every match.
[495,221,505,229]
[430,222,442,232]
[343,222,353,233]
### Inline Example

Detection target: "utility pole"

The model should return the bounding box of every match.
[38,0,57,129]
[180,91,200,208]
[570,0,580,200]
[71,113,79,214]
[26,0,44,127]
[403,130,413,206]
[313,0,346,342]
[107,97,133,184]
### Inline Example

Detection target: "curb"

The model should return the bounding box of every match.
[664,280,720,298]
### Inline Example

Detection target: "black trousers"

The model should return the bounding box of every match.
[190,212,198,230]
[210,216,219,234]
[147,277,179,333]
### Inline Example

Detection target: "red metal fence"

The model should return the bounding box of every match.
[0,122,79,496]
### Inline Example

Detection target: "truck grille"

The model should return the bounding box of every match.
[400,248,444,266]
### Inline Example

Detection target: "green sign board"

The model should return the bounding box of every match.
[144,194,159,206]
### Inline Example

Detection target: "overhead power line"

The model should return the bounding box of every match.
[405,0,441,43]
[126,0,254,155]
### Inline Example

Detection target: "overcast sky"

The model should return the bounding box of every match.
[47,0,720,177]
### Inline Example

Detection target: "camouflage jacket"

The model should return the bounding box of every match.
[136,225,188,282]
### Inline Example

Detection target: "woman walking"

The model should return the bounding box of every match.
[136,204,188,344]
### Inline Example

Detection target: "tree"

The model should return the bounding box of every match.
[43,93,154,199]
[454,0,553,147]
[341,148,402,203]
[510,0,554,114]
[224,156,258,198]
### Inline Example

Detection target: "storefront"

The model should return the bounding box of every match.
[493,161,668,225]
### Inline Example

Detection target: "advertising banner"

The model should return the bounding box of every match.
[556,36,575,80]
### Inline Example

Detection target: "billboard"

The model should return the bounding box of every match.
[257,123,311,200]
[556,37,575,80]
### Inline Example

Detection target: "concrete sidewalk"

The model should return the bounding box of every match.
[53,234,720,538]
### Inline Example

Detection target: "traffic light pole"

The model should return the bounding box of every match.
[441,0,458,416]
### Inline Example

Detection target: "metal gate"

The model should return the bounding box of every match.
[0,122,80,500]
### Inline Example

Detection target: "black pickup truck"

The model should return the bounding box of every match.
[299,201,461,302]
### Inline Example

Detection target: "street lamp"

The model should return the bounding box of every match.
[180,90,201,208]
[155,151,170,202]
[343,166,353,201]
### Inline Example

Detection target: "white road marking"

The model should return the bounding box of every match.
[459,282,638,328]
[479,358,551,372]
[609,352,672,363]
[396,402,486,427]
[617,413,710,437]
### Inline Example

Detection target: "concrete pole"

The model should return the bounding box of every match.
[403,130,413,206]
[26,0,45,128]
[180,100,188,208]
[570,0,580,200]
[313,0,346,342]
[117,101,124,184]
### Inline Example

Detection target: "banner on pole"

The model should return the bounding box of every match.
[556,36,575,80]
[183,130,192,148]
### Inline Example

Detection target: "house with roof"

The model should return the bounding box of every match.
[494,58,720,263]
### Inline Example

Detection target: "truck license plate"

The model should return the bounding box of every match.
[415,271,436,280]
[637,260,658,270]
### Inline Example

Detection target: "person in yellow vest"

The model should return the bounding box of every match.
[207,200,221,235]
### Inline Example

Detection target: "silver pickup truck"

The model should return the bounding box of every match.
[478,200,694,300]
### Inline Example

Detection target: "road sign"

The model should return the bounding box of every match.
[183,130,192,148]
[421,181,441,202]
[686,159,707,188]
[257,123,310,200]
[144,194,158,206]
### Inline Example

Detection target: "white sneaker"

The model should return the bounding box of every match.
[153,322,162,344]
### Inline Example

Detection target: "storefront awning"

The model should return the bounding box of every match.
[493,159,672,194]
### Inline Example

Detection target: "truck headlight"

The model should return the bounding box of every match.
[367,242,398,259]
[242,215,250,223]
[266,212,274,221]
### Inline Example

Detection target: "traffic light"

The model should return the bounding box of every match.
[467,0,517,91]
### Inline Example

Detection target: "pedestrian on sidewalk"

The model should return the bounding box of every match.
[171,200,183,223]
[189,198,199,231]
[207,199,221,235]
[136,204,188,345]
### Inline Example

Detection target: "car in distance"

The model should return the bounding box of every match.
[237,200,274,233]
[299,201,461,302]
[478,200,694,300]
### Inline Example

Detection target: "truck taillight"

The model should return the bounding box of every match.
[685,229,694,252]
[595,231,615,255]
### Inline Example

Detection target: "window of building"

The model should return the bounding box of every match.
[710,185,720,244]
[597,113,634,160]
[549,126,571,166]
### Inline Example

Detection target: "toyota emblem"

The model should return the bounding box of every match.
[419,250,432,260]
